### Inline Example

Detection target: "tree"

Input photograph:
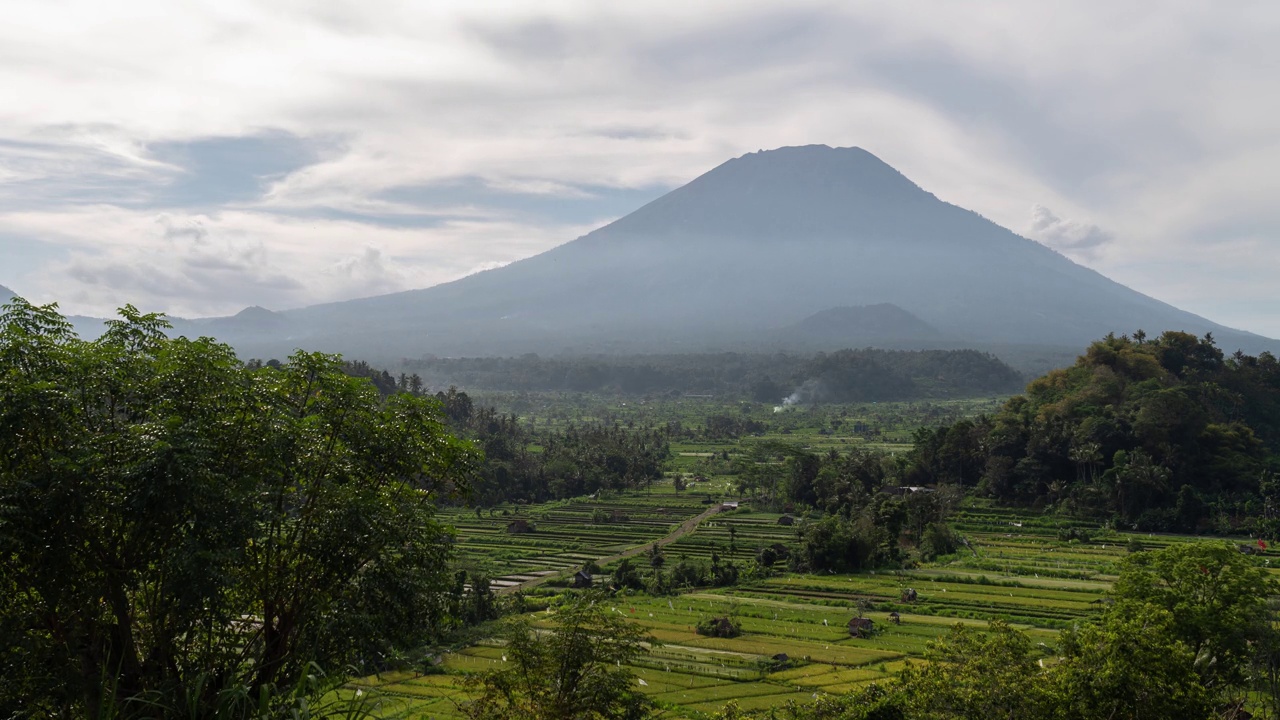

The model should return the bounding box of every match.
[0,300,476,718]
[610,558,644,591]
[896,621,1053,720]
[1110,541,1277,689]
[647,543,665,570]
[462,593,655,720]
[1054,602,1212,720]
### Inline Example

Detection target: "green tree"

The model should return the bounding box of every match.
[462,593,655,720]
[896,621,1052,720]
[1054,602,1212,720]
[1110,541,1277,689]
[0,300,476,718]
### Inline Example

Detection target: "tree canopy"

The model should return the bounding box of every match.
[0,299,476,718]
[462,593,655,720]
[906,331,1280,531]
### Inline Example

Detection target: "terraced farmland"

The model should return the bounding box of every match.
[438,485,714,590]
[368,488,1280,719]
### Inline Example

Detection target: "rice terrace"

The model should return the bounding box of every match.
[343,394,1280,719]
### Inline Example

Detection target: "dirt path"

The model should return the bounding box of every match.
[495,504,727,595]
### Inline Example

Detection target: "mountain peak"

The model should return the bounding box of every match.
[603,144,932,238]
[235,305,277,319]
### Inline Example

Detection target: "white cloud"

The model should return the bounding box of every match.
[1027,205,1113,260]
[0,1,1277,335]
[2,206,597,317]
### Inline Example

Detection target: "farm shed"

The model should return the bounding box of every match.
[847,617,874,638]
[572,570,593,588]
[777,515,795,526]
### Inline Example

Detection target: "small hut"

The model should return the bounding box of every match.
[697,617,741,638]
[572,570,593,588]
[772,653,789,662]
[847,617,874,638]
[506,518,534,534]
[900,588,918,603]
[888,612,901,625]
[777,515,795,526]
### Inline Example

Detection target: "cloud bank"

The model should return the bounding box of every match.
[0,1,1277,335]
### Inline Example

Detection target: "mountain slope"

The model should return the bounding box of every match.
[146,146,1280,359]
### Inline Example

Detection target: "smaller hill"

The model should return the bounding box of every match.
[170,305,289,341]
[209,306,287,333]
[908,331,1280,533]
[782,304,941,346]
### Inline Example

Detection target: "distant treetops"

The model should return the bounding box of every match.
[907,331,1280,533]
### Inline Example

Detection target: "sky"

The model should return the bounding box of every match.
[2,1,1278,336]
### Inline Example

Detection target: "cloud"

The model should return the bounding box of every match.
[0,1,1277,336]
[1,205,598,317]
[1027,204,1114,260]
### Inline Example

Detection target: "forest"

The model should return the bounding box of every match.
[396,348,1025,402]
[905,331,1280,533]
[5,300,1280,720]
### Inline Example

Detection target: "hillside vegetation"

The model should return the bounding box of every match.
[400,348,1024,402]
[911,331,1280,532]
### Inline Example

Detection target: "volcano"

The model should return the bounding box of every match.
[172,145,1274,362]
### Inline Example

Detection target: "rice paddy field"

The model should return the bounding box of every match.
[347,396,1278,717]
[359,482,1280,719]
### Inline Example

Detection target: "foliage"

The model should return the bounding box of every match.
[400,348,1024,401]
[610,558,645,591]
[0,299,476,718]
[896,620,1052,719]
[1110,541,1277,689]
[907,332,1280,528]
[883,541,1275,720]
[917,522,962,561]
[462,406,670,506]
[797,515,895,573]
[461,592,655,720]
[695,617,742,639]
[1054,602,1213,720]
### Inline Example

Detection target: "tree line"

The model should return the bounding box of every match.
[397,348,1024,401]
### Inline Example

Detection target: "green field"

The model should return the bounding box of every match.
[346,395,1279,718]
[361,477,1277,719]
